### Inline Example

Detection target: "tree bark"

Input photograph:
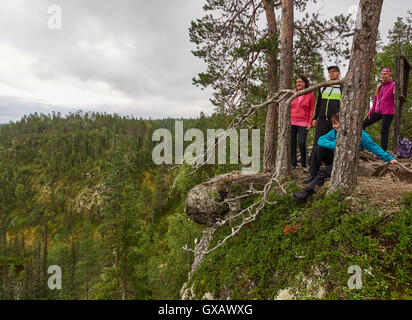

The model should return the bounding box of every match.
[275,0,294,179]
[42,223,48,297]
[329,0,383,193]
[263,0,279,172]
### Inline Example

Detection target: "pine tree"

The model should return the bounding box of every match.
[76,221,101,300]
[190,0,351,171]
[97,151,142,299]
[152,169,168,223]
[330,0,384,192]
[22,257,33,300]
[32,241,43,299]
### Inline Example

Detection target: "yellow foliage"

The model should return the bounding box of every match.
[142,172,154,191]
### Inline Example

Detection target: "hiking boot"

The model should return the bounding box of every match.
[302,175,314,184]
[292,190,311,201]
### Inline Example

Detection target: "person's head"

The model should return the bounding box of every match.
[330,113,339,130]
[381,68,391,83]
[295,75,309,91]
[327,66,341,80]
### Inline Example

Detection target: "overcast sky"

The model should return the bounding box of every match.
[0,0,410,123]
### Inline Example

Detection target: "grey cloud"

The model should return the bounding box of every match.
[0,0,209,121]
[0,0,408,123]
[0,95,57,122]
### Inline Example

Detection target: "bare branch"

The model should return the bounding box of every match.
[200,171,286,255]
[342,32,355,38]
[397,162,412,174]
[180,80,342,177]
[285,80,342,105]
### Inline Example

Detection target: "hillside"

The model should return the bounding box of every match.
[0,109,411,300]
[183,186,411,300]
[0,110,255,299]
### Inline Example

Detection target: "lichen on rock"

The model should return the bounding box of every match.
[185,170,271,226]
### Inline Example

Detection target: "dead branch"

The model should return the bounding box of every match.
[229,51,261,109]
[378,163,390,177]
[342,32,355,38]
[183,169,287,257]
[285,80,342,105]
[360,151,376,161]
[179,80,342,176]
[397,161,412,174]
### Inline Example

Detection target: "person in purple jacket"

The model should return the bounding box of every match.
[363,68,396,151]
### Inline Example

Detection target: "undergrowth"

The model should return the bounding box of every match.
[188,188,412,300]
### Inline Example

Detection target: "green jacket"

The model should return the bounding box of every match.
[313,85,343,120]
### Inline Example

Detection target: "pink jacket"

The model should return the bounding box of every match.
[291,91,315,127]
[368,80,395,116]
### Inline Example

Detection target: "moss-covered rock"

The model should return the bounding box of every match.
[185,171,271,226]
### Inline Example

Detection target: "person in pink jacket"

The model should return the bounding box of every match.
[291,75,315,169]
[363,68,396,151]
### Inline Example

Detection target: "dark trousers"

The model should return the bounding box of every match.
[305,165,333,192]
[308,118,333,175]
[314,119,333,146]
[291,125,308,167]
[363,112,394,151]
[309,145,334,179]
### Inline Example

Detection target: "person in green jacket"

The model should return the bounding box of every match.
[312,66,343,143]
[304,65,343,183]
[292,113,398,201]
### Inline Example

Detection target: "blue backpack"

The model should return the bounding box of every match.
[397,136,412,158]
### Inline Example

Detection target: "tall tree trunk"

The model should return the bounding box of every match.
[86,243,89,301]
[122,211,128,300]
[263,0,279,172]
[42,223,48,297]
[275,0,294,179]
[70,240,77,298]
[329,0,383,193]
[34,241,41,299]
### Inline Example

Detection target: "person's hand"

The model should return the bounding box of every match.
[307,124,312,130]
[312,120,317,127]
[390,159,398,165]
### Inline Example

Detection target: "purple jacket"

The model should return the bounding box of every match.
[368,80,395,116]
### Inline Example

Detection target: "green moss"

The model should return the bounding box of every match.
[401,191,412,208]
[187,190,411,300]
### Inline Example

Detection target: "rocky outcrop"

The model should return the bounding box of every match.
[185,171,271,227]
[181,170,272,300]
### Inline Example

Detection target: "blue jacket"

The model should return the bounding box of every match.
[318,129,395,162]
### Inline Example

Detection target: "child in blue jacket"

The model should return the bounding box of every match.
[292,113,398,201]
